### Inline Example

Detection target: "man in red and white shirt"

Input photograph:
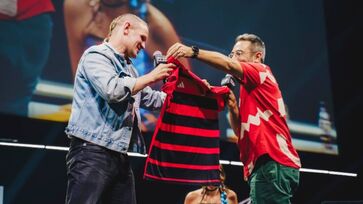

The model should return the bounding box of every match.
[167,33,301,204]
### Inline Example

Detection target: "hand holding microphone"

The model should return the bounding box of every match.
[151,51,175,83]
[221,74,238,111]
[221,74,237,89]
[153,50,167,67]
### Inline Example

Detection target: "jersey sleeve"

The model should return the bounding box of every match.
[239,62,267,90]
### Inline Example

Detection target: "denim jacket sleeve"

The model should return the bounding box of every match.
[81,52,137,103]
[140,86,166,111]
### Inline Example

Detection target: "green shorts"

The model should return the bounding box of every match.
[248,158,300,204]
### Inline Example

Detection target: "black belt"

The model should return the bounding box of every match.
[69,135,89,146]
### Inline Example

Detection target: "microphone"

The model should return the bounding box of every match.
[221,74,237,89]
[153,50,168,83]
[153,50,167,67]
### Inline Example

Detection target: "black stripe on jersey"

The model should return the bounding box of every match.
[146,163,220,183]
[171,92,218,110]
[155,130,219,148]
[162,112,219,130]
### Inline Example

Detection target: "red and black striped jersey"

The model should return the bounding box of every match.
[144,58,229,185]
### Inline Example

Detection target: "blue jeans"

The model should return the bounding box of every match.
[65,137,137,204]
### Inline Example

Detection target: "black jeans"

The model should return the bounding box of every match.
[65,137,136,204]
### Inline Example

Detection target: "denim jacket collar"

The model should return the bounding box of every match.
[104,42,132,65]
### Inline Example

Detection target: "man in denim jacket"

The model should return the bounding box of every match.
[64,14,175,204]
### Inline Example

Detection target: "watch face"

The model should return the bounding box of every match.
[192,46,199,58]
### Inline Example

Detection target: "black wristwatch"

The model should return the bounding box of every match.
[191,46,199,58]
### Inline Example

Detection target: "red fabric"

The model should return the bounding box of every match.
[159,123,220,138]
[147,158,220,170]
[152,140,220,154]
[143,173,221,184]
[0,0,54,20]
[237,62,301,180]
[143,57,229,185]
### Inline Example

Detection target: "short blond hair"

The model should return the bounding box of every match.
[104,13,147,42]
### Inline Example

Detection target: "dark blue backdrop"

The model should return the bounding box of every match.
[0,0,362,203]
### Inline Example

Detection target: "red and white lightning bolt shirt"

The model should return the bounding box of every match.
[237,62,301,180]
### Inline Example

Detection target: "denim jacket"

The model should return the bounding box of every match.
[65,43,165,153]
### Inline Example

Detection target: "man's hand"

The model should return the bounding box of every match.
[166,43,194,59]
[201,79,211,90]
[132,63,175,95]
[225,90,238,111]
[148,63,176,83]
[225,90,240,140]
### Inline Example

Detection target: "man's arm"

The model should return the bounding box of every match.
[132,63,175,95]
[82,53,173,103]
[166,43,243,78]
[226,90,240,143]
